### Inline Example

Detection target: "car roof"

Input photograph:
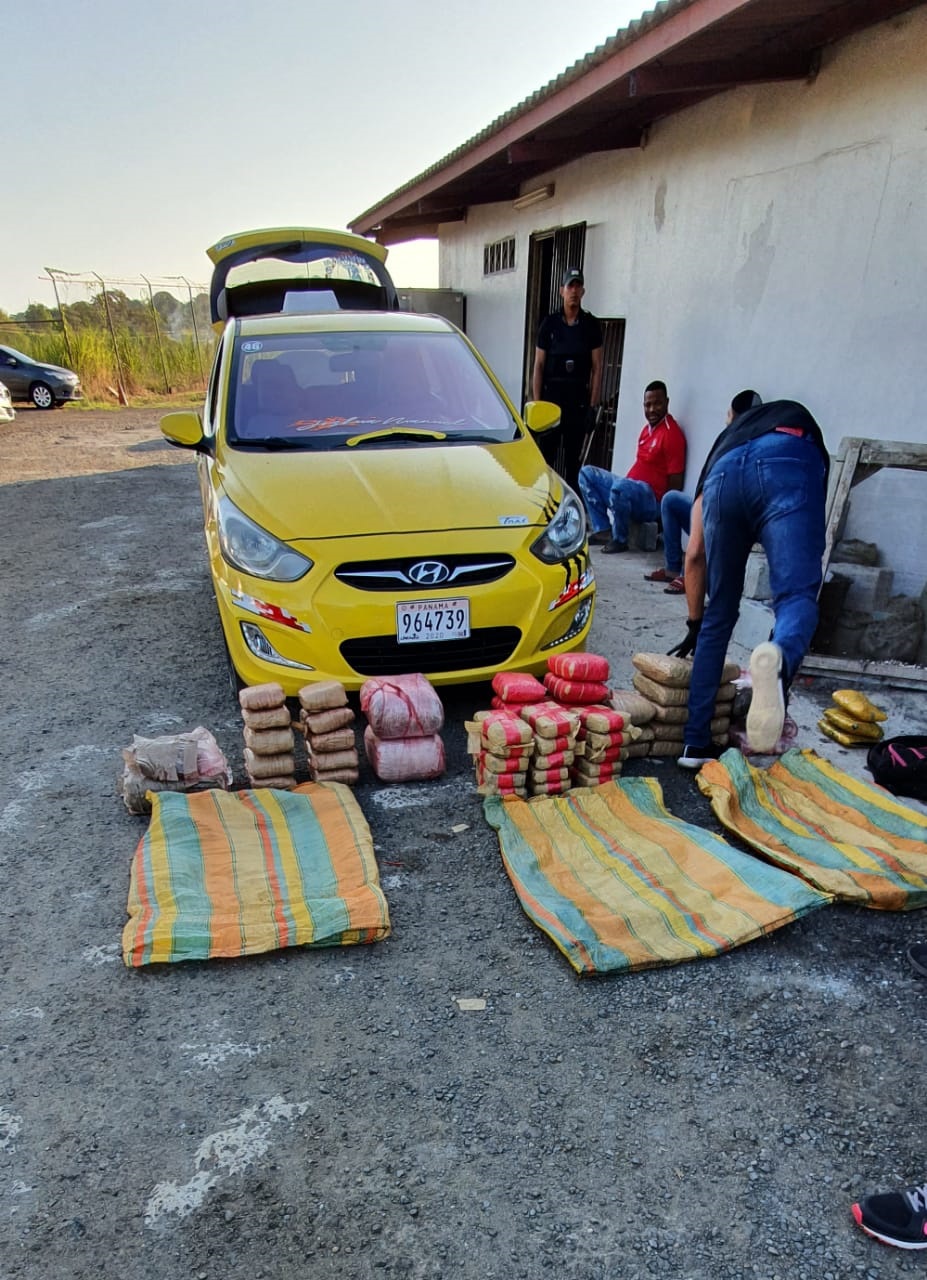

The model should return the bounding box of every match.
[236,310,457,338]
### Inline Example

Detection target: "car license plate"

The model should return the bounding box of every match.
[396,598,470,644]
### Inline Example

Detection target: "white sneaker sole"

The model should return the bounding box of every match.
[747,641,784,753]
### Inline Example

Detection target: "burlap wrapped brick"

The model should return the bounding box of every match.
[244,747,296,779]
[298,681,348,711]
[632,653,692,688]
[534,733,574,756]
[632,672,689,707]
[471,711,534,749]
[307,747,359,772]
[301,706,355,735]
[649,739,685,758]
[529,765,571,785]
[608,691,656,724]
[309,766,359,785]
[243,774,298,790]
[244,726,296,756]
[239,683,286,712]
[651,703,690,724]
[584,742,623,764]
[573,759,621,784]
[307,727,356,753]
[241,704,293,730]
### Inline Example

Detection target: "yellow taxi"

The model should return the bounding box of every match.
[161,228,595,693]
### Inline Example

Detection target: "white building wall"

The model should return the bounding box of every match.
[438,6,927,488]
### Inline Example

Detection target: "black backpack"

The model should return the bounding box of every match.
[866,736,927,803]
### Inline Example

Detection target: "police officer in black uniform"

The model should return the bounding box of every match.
[531,268,603,492]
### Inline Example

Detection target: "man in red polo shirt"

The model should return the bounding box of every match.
[578,381,687,553]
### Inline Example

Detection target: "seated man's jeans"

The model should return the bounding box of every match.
[684,433,826,747]
[660,490,693,575]
[579,467,659,543]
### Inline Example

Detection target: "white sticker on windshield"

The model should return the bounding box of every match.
[499,515,528,526]
[240,341,264,352]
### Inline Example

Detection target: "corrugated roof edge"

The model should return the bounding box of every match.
[351,0,677,227]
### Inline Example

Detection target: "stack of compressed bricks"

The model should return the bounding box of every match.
[630,654,738,757]
[571,705,636,787]
[239,683,297,789]
[608,690,657,758]
[467,710,534,797]
[818,689,886,747]
[298,681,359,784]
[517,701,580,796]
[542,652,613,708]
[360,673,446,782]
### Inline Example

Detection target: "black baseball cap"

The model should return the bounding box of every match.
[731,389,762,415]
[562,268,584,287]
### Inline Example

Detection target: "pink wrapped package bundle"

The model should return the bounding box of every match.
[547,652,610,682]
[543,673,612,705]
[360,673,444,739]
[364,725,446,781]
[491,671,547,704]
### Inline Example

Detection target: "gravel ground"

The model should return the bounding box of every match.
[2,406,926,1279]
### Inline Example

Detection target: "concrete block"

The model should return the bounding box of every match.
[834,562,894,614]
[732,599,775,653]
[629,521,659,552]
[743,551,772,601]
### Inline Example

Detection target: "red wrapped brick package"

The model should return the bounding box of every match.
[491,672,547,704]
[543,673,611,705]
[547,652,610,683]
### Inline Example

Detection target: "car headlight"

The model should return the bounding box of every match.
[530,489,587,563]
[217,495,312,581]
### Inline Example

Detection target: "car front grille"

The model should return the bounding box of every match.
[340,627,521,676]
[335,553,515,592]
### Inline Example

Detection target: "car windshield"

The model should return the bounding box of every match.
[228,330,520,449]
[0,346,33,363]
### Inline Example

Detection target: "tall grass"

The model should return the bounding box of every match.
[2,324,215,404]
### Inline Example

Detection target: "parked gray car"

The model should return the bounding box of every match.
[0,344,82,409]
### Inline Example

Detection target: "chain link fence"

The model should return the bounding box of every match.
[0,270,216,404]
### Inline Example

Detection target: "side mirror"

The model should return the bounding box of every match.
[523,400,562,435]
[160,410,208,451]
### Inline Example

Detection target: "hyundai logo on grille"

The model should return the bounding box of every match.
[408,560,451,586]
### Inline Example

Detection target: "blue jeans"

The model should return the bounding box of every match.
[578,466,659,543]
[660,489,692,575]
[685,432,826,746]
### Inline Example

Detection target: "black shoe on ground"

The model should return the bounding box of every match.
[907,943,927,977]
[601,539,629,554]
[852,1181,927,1249]
[677,743,725,770]
[588,529,612,546]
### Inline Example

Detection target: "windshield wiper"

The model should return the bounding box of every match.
[233,436,303,450]
[346,428,448,447]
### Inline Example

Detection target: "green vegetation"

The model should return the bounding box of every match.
[0,291,216,406]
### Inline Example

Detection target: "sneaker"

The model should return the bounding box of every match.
[746,641,785,753]
[588,529,612,546]
[601,539,629,554]
[677,743,725,770]
[852,1181,927,1249]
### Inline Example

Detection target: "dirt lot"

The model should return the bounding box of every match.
[2,406,926,1280]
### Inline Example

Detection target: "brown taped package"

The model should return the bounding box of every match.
[301,706,356,734]
[244,747,296,779]
[244,726,296,756]
[307,728,356,753]
[239,683,286,711]
[241,704,293,730]
[298,681,348,712]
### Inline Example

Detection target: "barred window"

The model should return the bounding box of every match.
[483,236,516,276]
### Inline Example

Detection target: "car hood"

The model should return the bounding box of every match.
[35,361,76,379]
[214,440,557,541]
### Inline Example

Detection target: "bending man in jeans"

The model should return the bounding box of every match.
[671,394,830,769]
[579,381,686,554]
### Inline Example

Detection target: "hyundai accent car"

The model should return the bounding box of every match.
[0,344,82,409]
[160,228,594,693]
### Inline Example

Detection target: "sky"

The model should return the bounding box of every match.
[3,0,651,314]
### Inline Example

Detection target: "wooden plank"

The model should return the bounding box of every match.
[821,439,862,574]
[800,653,927,690]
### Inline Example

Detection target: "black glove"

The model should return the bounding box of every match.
[667,618,702,659]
